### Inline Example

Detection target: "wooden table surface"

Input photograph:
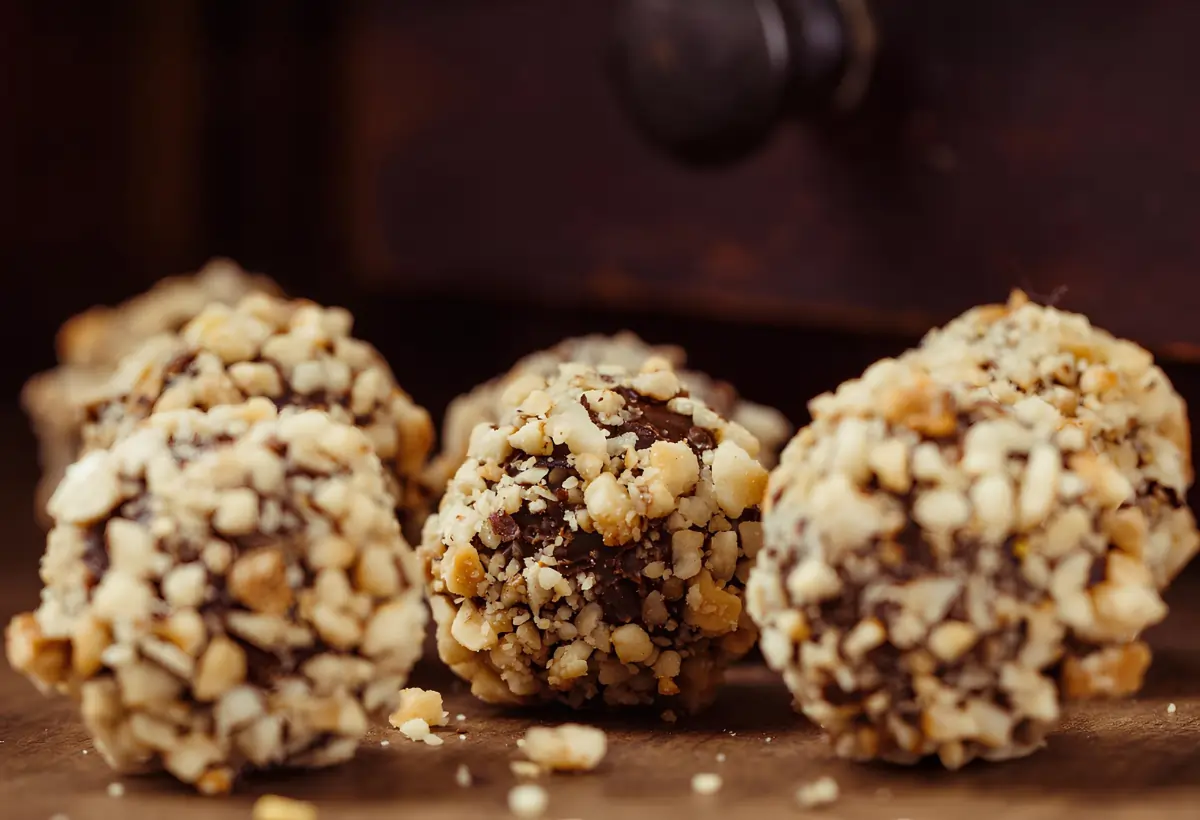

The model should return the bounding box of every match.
[1,414,1198,819]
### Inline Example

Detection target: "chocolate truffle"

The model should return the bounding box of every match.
[748,359,1168,768]
[913,291,1197,587]
[421,360,767,711]
[22,258,279,522]
[81,291,434,535]
[427,332,791,498]
[6,401,427,793]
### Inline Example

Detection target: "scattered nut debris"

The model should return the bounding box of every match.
[765,737,773,743]
[106,783,125,798]
[459,734,468,741]
[380,740,390,747]
[457,714,466,722]
[1168,703,1177,714]
[508,783,549,818]
[511,761,544,779]
[795,776,840,809]
[398,718,445,747]
[691,773,723,795]
[390,688,449,728]
[456,764,473,788]
[522,724,608,772]
[253,795,319,820]
[661,710,678,724]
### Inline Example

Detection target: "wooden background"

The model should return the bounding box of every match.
[4,0,1200,436]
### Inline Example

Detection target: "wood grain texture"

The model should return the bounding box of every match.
[344,0,1200,349]
[0,412,1198,819]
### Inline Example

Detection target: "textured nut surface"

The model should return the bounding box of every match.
[749,355,1175,770]
[420,362,763,712]
[22,259,279,523]
[79,291,434,537]
[913,290,1197,588]
[425,332,792,503]
[5,403,427,793]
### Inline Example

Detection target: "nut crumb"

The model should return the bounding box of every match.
[522,724,607,772]
[106,783,125,798]
[379,740,390,747]
[457,713,466,722]
[455,764,473,788]
[398,718,444,746]
[716,753,727,763]
[516,737,526,748]
[691,773,722,795]
[253,795,318,820]
[459,734,467,741]
[511,761,544,778]
[49,814,69,820]
[795,776,840,809]
[508,783,549,818]
[390,688,448,728]
[660,710,677,724]
[765,737,772,743]
[1168,703,1177,714]
[81,750,88,755]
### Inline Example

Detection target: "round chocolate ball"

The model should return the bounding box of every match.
[23,259,279,524]
[6,401,427,793]
[748,359,1168,768]
[421,360,768,712]
[81,291,434,536]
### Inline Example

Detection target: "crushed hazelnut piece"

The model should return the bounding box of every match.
[795,776,840,809]
[253,794,319,820]
[106,783,125,798]
[397,718,444,747]
[507,783,549,818]
[455,764,473,788]
[522,724,607,772]
[691,773,722,795]
[511,760,544,778]
[389,688,448,728]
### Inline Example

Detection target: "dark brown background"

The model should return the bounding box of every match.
[5,0,1200,495]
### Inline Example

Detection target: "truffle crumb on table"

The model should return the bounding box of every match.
[5,401,427,793]
[507,783,549,818]
[389,687,448,728]
[253,794,319,820]
[421,359,767,712]
[794,776,839,809]
[522,724,607,772]
[80,291,435,535]
[748,358,1170,768]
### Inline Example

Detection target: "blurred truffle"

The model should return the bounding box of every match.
[427,332,791,498]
